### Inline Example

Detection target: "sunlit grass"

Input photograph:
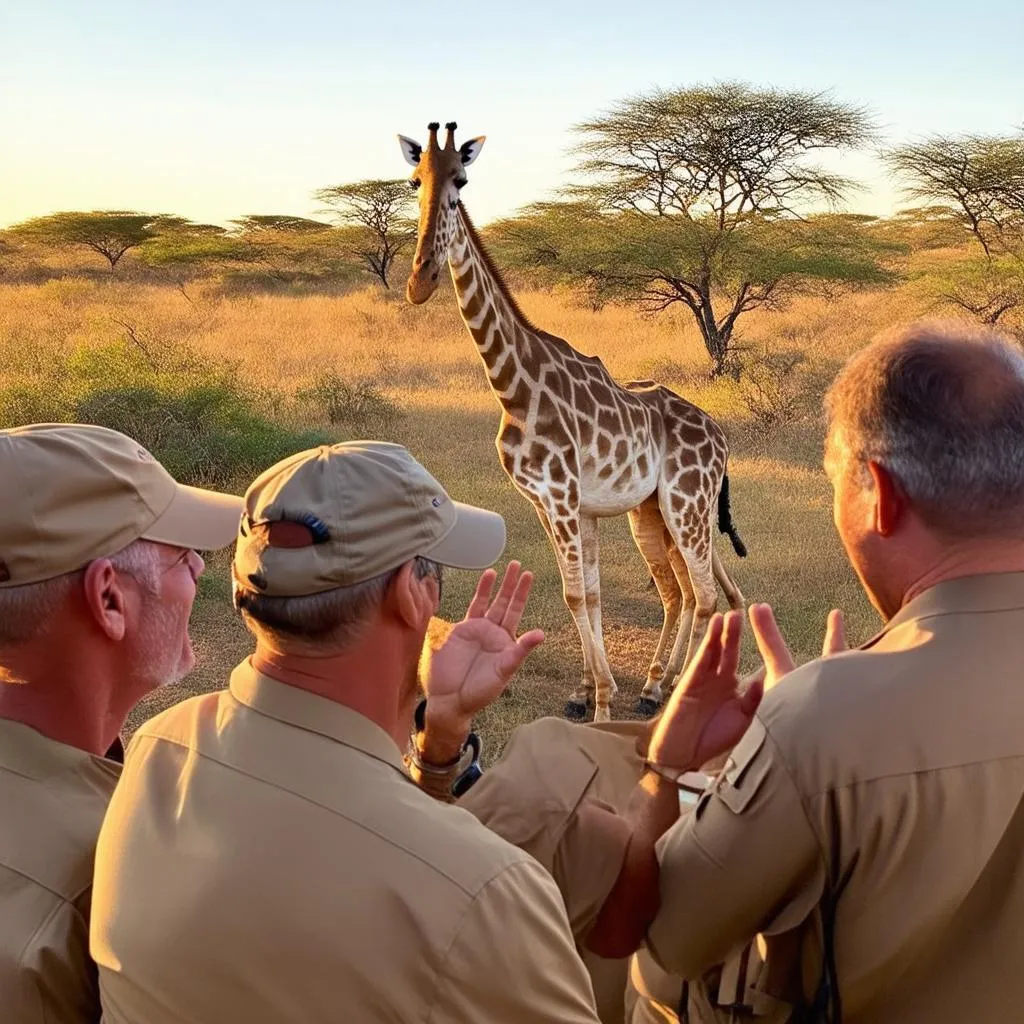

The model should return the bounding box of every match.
[0,275,934,753]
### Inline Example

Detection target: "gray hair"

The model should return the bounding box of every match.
[0,540,162,646]
[236,556,443,653]
[825,321,1024,536]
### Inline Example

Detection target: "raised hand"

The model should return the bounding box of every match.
[647,611,764,774]
[419,562,544,762]
[749,604,847,690]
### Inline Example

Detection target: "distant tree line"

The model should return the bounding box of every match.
[2,81,1022,372]
[2,182,418,290]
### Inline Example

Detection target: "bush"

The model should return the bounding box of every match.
[733,350,834,436]
[296,371,400,429]
[0,340,328,490]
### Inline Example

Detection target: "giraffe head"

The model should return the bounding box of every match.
[399,121,485,305]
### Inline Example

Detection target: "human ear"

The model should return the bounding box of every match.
[867,461,905,537]
[82,559,127,641]
[389,562,435,630]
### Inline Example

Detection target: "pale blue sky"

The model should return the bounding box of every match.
[1,0,1021,228]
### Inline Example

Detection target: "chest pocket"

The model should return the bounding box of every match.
[706,717,772,817]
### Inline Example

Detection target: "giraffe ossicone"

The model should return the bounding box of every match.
[399,121,747,723]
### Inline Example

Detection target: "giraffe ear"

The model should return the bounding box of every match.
[459,136,486,166]
[397,134,422,167]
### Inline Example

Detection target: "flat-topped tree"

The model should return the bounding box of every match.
[535,82,879,375]
[314,179,416,288]
[887,132,1024,328]
[398,121,747,722]
[8,211,191,271]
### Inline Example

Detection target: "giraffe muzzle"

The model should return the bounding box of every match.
[406,268,439,305]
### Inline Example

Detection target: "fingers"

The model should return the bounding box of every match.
[483,562,522,626]
[499,570,535,636]
[670,613,724,700]
[463,569,497,620]
[717,610,744,681]
[748,603,796,681]
[822,609,847,656]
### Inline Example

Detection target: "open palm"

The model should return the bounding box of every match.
[648,612,764,773]
[422,562,545,731]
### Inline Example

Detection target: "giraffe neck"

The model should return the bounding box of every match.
[448,205,542,409]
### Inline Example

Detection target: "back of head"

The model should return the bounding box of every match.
[825,322,1024,537]
[232,441,505,654]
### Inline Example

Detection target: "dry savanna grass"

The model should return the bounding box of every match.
[0,271,940,755]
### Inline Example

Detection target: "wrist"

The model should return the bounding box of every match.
[413,698,471,765]
[418,703,472,766]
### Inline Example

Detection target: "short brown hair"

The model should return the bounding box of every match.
[825,321,1024,536]
[235,556,442,652]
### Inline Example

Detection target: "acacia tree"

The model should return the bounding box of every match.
[887,132,1024,326]
[8,211,189,271]
[313,180,415,288]
[229,215,333,234]
[504,83,881,374]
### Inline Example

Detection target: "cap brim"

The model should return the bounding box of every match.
[142,483,243,551]
[421,501,506,570]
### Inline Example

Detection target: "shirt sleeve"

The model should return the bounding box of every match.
[427,858,602,1023]
[647,716,826,981]
[457,720,634,944]
[17,893,101,1024]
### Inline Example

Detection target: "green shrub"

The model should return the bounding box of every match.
[296,371,400,429]
[0,340,328,490]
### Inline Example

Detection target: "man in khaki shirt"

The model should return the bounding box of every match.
[91,441,605,1023]
[0,424,242,1023]
[644,323,1024,1022]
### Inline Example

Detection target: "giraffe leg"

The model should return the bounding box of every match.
[534,504,614,722]
[712,546,745,610]
[674,539,719,682]
[658,540,697,690]
[580,516,618,702]
[532,504,594,713]
[658,493,719,686]
[627,497,682,715]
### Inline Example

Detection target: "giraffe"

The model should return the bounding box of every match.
[399,122,747,722]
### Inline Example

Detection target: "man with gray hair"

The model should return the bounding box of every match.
[0,424,243,1024]
[634,322,1024,1022]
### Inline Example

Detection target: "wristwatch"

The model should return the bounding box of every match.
[409,698,483,797]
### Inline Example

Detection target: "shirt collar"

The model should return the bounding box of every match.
[228,659,408,774]
[861,571,1024,649]
[0,717,122,782]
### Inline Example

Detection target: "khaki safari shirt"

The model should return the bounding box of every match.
[456,717,771,1024]
[90,660,601,1024]
[650,571,1024,1023]
[458,717,646,1024]
[0,718,121,1024]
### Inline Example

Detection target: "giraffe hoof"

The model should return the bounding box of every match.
[564,700,589,721]
[634,696,662,718]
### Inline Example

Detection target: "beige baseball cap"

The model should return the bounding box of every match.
[233,441,506,597]
[0,424,243,587]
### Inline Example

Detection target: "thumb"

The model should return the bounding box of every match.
[822,610,847,656]
[497,629,545,680]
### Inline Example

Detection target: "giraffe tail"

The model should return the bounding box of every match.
[717,474,747,558]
